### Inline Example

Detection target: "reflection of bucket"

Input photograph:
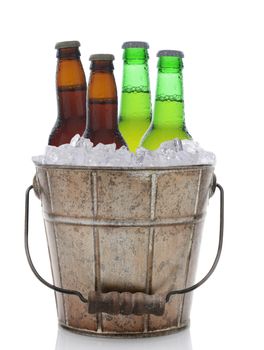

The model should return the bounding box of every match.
[55,325,193,349]
[26,164,223,337]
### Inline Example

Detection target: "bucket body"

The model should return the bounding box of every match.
[35,164,214,336]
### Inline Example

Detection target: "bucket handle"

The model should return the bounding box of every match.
[25,175,224,316]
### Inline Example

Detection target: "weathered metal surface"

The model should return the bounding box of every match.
[88,291,165,316]
[35,164,214,336]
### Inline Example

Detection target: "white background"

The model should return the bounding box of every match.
[1,0,263,349]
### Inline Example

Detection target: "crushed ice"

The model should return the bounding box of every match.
[32,134,215,167]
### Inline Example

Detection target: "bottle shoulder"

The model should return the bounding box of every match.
[48,116,86,146]
[141,126,191,150]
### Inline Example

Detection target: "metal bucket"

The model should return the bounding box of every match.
[25,164,224,337]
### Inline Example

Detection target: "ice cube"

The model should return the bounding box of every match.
[159,139,183,152]
[32,134,216,167]
[70,134,81,147]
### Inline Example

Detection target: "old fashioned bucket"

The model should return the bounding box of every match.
[25,164,224,337]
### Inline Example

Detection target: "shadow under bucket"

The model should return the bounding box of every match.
[25,164,224,337]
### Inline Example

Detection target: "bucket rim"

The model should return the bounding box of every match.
[34,163,214,172]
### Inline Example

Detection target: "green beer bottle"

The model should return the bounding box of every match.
[141,50,191,150]
[118,41,152,152]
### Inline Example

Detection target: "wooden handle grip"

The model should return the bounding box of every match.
[88,291,165,316]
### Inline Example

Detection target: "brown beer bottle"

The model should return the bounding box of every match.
[48,41,87,146]
[83,54,126,148]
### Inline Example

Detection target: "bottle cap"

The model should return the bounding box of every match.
[89,54,115,61]
[157,50,184,58]
[55,41,80,49]
[122,41,149,49]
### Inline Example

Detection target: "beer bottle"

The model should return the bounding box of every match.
[141,50,191,150]
[48,41,87,146]
[118,41,151,152]
[83,54,126,149]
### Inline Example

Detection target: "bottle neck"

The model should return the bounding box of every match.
[122,48,150,92]
[120,48,151,121]
[88,60,118,131]
[57,47,81,59]
[90,60,114,72]
[56,51,87,120]
[153,57,185,129]
[56,58,86,88]
[88,67,117,100]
